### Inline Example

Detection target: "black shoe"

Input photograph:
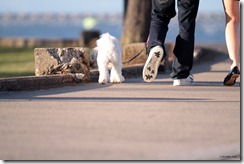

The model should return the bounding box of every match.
[223,66,240,86]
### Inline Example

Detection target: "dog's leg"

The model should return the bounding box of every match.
[110,64,117,83]
[98,62,109,84]
[110,62,125,83]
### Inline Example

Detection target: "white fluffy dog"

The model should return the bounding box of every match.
[92,33,125,84]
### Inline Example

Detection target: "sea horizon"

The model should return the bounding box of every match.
[0,12,226,43]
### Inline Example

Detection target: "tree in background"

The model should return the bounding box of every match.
[124,0,128,19]
[121,0,151,46]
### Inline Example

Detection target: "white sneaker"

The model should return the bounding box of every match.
[173,75,195,86]
[143,46,164,82]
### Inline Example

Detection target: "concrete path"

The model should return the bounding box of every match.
[0,53,240,160]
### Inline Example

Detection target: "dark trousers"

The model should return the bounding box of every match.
[147,0,199,79]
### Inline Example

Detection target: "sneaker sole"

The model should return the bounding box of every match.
[173,75,195,86]
[143,46,164,82]
[173,80,194,86]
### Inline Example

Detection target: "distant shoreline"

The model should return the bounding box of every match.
[0,13,226,44]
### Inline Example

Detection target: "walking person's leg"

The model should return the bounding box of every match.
[171,0,199,86]
[143,0,176,82]
[223,0,240,86]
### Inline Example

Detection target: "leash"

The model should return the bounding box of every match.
[122,44,146,65]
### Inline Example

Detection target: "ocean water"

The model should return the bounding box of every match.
[0,13,226,43]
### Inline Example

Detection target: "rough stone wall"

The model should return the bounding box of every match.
[34,47,90,81]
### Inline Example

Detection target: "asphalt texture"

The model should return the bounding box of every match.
[0,53,241,160]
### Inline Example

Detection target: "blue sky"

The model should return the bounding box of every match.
[0,0,224,14]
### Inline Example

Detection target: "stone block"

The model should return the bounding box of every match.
[122,42,174,72]
[34,47,90,81]
[122,43,147,66]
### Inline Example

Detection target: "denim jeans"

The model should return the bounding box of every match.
[147,0,199,79]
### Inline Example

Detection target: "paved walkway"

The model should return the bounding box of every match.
[0,53,241,160]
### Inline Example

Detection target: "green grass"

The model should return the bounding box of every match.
[0,47,35,78]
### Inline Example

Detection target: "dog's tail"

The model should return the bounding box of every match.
[97,33,117,51]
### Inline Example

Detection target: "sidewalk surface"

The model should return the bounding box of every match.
[0,53,241,160]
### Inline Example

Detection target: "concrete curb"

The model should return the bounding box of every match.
[0,43,228,92]
[90,64,153,82]
[0,65,146,91]
[0,74,85,91]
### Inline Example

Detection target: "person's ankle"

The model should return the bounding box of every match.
[230,64,239,70]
